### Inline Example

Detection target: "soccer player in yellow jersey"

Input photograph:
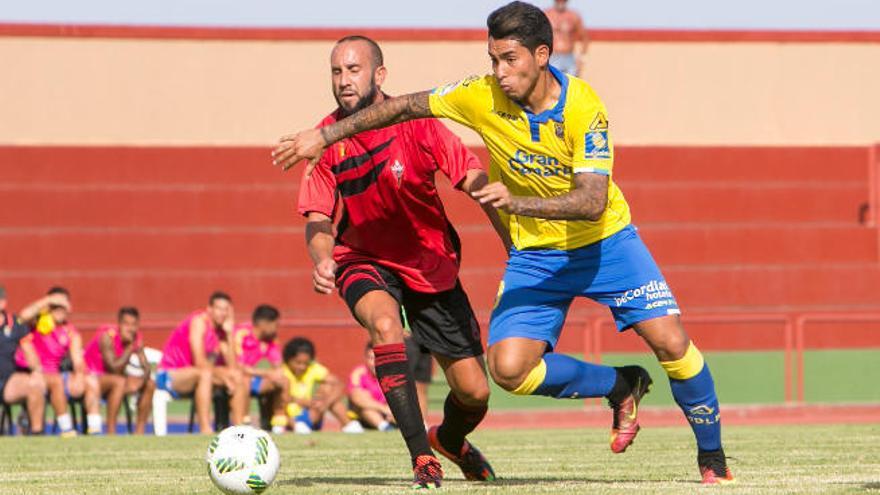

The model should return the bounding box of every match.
[273,1,733,485]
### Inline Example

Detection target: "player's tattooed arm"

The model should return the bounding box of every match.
[273,91,432,175]
[320,91,432,145]
[472,173,608,221]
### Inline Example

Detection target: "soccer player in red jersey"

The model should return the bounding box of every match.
[295,36,510,489]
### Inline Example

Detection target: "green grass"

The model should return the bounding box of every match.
[426,349,880,411]
[1,424,878,494]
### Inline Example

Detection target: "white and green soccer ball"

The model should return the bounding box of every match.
[206,425,281,495]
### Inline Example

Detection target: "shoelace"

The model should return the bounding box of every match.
[414,457,442,482]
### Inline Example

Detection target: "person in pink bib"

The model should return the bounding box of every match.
[156,291,248,434]
[14,286,85,437]
[229,305,289,434]
[348,341,396,431]
[83,307,155,435]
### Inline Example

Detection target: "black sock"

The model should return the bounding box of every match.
[374,343,432,465]
[437,392,487,455]
[607,367,630,403]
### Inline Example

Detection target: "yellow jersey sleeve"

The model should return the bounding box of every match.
[571,104,613,175]
[308,362,330,384]
[428,75,490,130]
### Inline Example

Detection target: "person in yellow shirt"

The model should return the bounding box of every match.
[273,1,733,485]
[282,337,363,434]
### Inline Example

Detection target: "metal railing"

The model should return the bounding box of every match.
[794,312,880,403]
[585,314,796,404]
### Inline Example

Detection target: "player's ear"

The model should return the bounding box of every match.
[374,65,387,86]
[534,44,551,69]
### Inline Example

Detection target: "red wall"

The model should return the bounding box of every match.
[3,145,878,374]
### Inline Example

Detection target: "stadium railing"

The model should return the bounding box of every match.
[586,314,796,403]
[794,312,880,403]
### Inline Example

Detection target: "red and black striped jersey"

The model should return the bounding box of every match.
[297,107,482,293]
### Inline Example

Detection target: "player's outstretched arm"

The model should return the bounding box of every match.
[272,91,433,176]
[473,172,608,221]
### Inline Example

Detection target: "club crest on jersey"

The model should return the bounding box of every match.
[554,121,565,139]
[338,142,346,157]
[391,160,404,186]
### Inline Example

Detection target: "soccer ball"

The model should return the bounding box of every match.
[206,425,281,494]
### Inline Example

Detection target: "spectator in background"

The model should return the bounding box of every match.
[83,306,155,435]
[348,342,395,431]
[0,286,47,435]
[14,286,85,437]
[228,305,289,434]
[405,335,432,421]
[545,0,589,76]
[155,291,248,434]
[282,337,363,434]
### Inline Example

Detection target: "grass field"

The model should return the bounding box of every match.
[1,424,878,494]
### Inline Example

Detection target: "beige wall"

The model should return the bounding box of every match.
[2,36,879,146]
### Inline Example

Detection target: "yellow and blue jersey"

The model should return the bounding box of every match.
[429,65,631,251]
[284,361,329,417]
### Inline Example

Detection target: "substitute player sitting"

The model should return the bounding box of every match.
[282,337,362,434]
[273,3,733,484]
[83,306,155,435]
[14,287,85,437]
[348,342,395,431]
[0,286,47,435]
[156,291,248,434]
[291,36,509,488]
[228,305,289,434]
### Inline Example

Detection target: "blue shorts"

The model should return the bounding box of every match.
[155,369,180,399]
[488,225,680,350]
[295,408,323,431]
[249,376,263,396]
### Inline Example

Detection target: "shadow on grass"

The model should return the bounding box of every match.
[278,476,685,487]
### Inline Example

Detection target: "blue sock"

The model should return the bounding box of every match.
[532,353,617,399]
[670,364,722,452]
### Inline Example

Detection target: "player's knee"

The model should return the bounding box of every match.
[144,378,156,392]
[488,358,530,392]
[454,384,490,407]
[29,373,47,394]
[112,375,126,389]
[198,368,213,383]
[370,314,404,345]
[652,330,690,361]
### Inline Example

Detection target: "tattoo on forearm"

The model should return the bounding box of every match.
[511,174,608,220]
[321,91,433,145]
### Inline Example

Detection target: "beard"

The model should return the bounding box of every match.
[335,77,379,116]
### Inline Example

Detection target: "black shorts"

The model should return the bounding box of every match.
[338,262,484,360]
[405,336,433,384]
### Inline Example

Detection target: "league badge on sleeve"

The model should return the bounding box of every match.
[585,131,610,159]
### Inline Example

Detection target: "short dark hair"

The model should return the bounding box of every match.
[47,286,70,297]
[252,304,280,324]
[118,306,140,321]
[283,337,315,362]
[335,35,384,69]
[487,1,554,55]
[209,291,231,306]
